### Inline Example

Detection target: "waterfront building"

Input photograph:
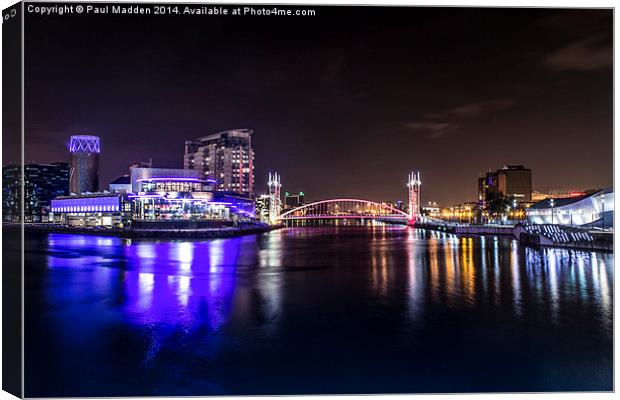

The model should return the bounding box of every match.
[129,167,254,221]
[422,201,441,218]
[255,194,271,223]
[284,191,305,210]
[438,202,477,223]
[69,135,100,194]
[531,189,590,202]
[51,166,255,227]
[3,162,70,222]
[478,165,532,204]
[184,129,255,196]
[50,193,127,227]
[129,167,208,193]
[526,188,613,228]
[212,191,256,219]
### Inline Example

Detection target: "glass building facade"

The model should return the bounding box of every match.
[3,162,70,222]
[51,194,126,227]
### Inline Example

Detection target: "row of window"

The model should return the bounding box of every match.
[52,204,120,213]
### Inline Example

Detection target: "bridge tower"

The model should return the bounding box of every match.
[267,172,282,224]
[407,171,421,224]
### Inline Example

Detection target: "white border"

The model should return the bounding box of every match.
[0,1,616,400]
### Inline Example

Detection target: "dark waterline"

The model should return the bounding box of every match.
[21,226,613,396]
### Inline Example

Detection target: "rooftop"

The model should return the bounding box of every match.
[109,175,130,185]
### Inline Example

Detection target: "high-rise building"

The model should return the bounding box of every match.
[478,165,532,204]
[184,129,255,196]
[69,135,100,194]
[2,162,70,222]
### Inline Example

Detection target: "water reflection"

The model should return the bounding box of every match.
[26,228,613,396]
[42,229,614,339]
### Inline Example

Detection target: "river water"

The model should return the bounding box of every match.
[22,226,613,396]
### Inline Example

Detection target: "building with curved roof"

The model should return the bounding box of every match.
[526,188,613,228]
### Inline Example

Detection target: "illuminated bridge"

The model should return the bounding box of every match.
[278,198,411,222]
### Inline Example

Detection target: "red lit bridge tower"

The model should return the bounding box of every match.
[407,171,421,225]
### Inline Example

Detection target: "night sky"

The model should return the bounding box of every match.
[19,5,613,205]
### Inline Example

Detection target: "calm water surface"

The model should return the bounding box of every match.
[22,227,613,396]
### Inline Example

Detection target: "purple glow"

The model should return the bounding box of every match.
[283,215,405,220]
[136,177,217,183]
[44,235,247,352]
[119,239,241,329]
[51,196,120,213]
[69,135,101,154]
[279,198,409,220]
[127,194,165,198]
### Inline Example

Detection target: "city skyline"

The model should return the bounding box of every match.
[11,6,613,204]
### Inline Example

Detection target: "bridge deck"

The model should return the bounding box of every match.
[280,215,408,220]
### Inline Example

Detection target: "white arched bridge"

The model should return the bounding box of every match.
[278,198,412,223]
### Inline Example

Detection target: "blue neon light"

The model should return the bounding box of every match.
[51,196,120,213]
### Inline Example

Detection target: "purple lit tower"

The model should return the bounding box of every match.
[69,135,100,194]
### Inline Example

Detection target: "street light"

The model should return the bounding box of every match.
[601,193,605,230]
[550,198,555,225]
[512,199,517,222]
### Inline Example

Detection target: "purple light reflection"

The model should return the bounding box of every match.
[121,239,241,332]
[43,234,247,366]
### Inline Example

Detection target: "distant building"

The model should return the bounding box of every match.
[108,175,132,193]
[422,201,441,218]
[479,165,532,204]
[384,200,405,212]
[255,194,271,223]
[129,159,153,169]
[69,135,100,194]
[531,189,591,202]
[184,129,255,196]
[284,191,305,210]
[437,202,476,223]
[2,162,70,222]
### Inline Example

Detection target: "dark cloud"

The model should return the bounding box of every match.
[538,11,611,39]
[449,99,515,117]
[404,121,458,139]
[543,36,612,71]
[405,98,515,139]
